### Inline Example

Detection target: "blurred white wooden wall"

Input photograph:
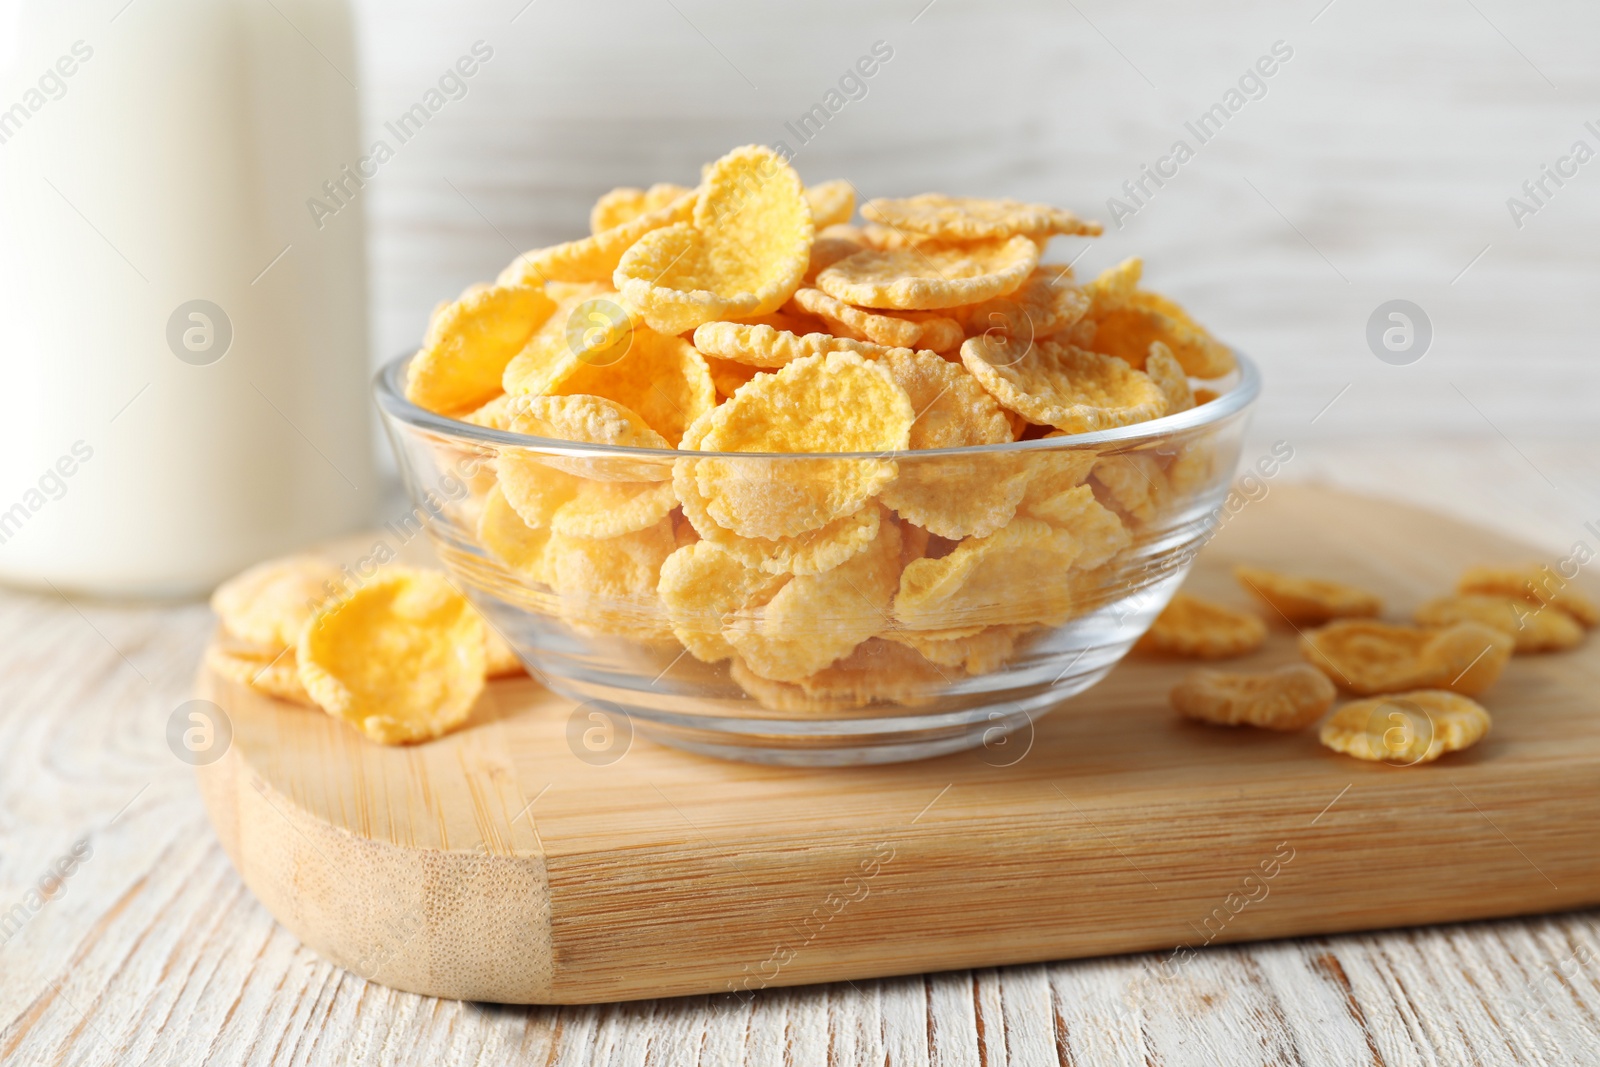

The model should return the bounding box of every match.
[351,0,1600,447]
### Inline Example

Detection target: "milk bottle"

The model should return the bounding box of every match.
[0,0,374,596]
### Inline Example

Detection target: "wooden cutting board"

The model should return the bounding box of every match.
[193,485,1600,1005]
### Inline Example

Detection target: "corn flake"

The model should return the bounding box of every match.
[949,267,1091,341]
[894,518,1080,633]
[1234,565,1383,625]
[692,351,912,539]
[500,191,696,287]
[1022,484,1129,568]
[1415,593,1584,654]
[298,568,486,745]
[1458,563,1600,628]
[875,349,1025,539]
[212,554,343,650]
[1319,690,1490,764]
[861,194,1102,241]
[1170,664,1335,731]
[614,145,813,334]
[1299,619,1512,696]
[789,287,963,351]
[960,336,1167,433]
[207,635,315,706]
[590,182,694,235]
[657,541,789,663]
[692,321,892,369]
[816,235,1040,311]
[552,325,715,447]
[1144,342,1194,414]
[1135,593,1266,659]
[885,625,1028,676]
[406,283,557,415]
[730,638,944,714]
[726,513,900,682]
[478,483,555,583]
[805,179,856,229]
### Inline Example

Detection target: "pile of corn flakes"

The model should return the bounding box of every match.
[214,145,1245,742]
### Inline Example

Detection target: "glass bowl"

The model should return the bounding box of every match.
[375,352,1260,765]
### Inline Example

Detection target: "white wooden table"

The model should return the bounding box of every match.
[2,440,1598,1066]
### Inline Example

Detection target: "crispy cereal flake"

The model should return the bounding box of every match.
[816,235,1040,311]
[1299,619,1512,696]
[297,569,486,745]
[1319,690,1490,764]
[1171,664,1336,730]
[1135,593,1266,659]
[1234,565,1383,625]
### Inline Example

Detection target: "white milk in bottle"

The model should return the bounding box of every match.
[0,0,374,596]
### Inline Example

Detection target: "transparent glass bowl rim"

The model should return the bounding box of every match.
[374,348,1260,461]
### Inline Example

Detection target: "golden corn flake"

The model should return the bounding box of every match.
[657,541,789,663]
[478,483,555,583]
[816,234,1040,311]
[730,639,944,714]
[1165,440,1218,495]
[1319,690,1490,764]
[510,390,671,449]
[1458,563,1599,628]
[895,518,1081,633]
[1135,593,1266,659]
[960,336,1166,433]
[1023,484,1129,569]
[297,568,486,745]
[1083,297,1234,378]
[1299,619,1512,697]
[886,625,1027,676]
[1414,593,1584,654]
[212,554,343,650]
[1018,446,1098,511]
[589,182,694,235]
[207,635,315,706]
[545,518,677,600]
[726,513,900,682]
[1127,291,1234,378]
[949,267,1091,341]
[692,321,892,369]
[1170,664,1335,731]
[805,233,869,282]
[873,349,1024,539]
[406,283,557,415]
[549,479,678,540]
[614,145,813,335]
[1144,341,1194,414]
[463,393,515,431]
[500,189,696,287]
[1090,454,1167,523]
[678,470,884,576]
[1084,256,1142,314]
[501,289,614,397]
[861,194,1102,241]
[1234,565,1383,625]
[552,325,715,447]
[691,351,913,539]
[805,179,856,229]
[704,354,760,398]
[789,287,963,352]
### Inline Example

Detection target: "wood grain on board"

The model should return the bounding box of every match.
[192,485,1600,1006]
